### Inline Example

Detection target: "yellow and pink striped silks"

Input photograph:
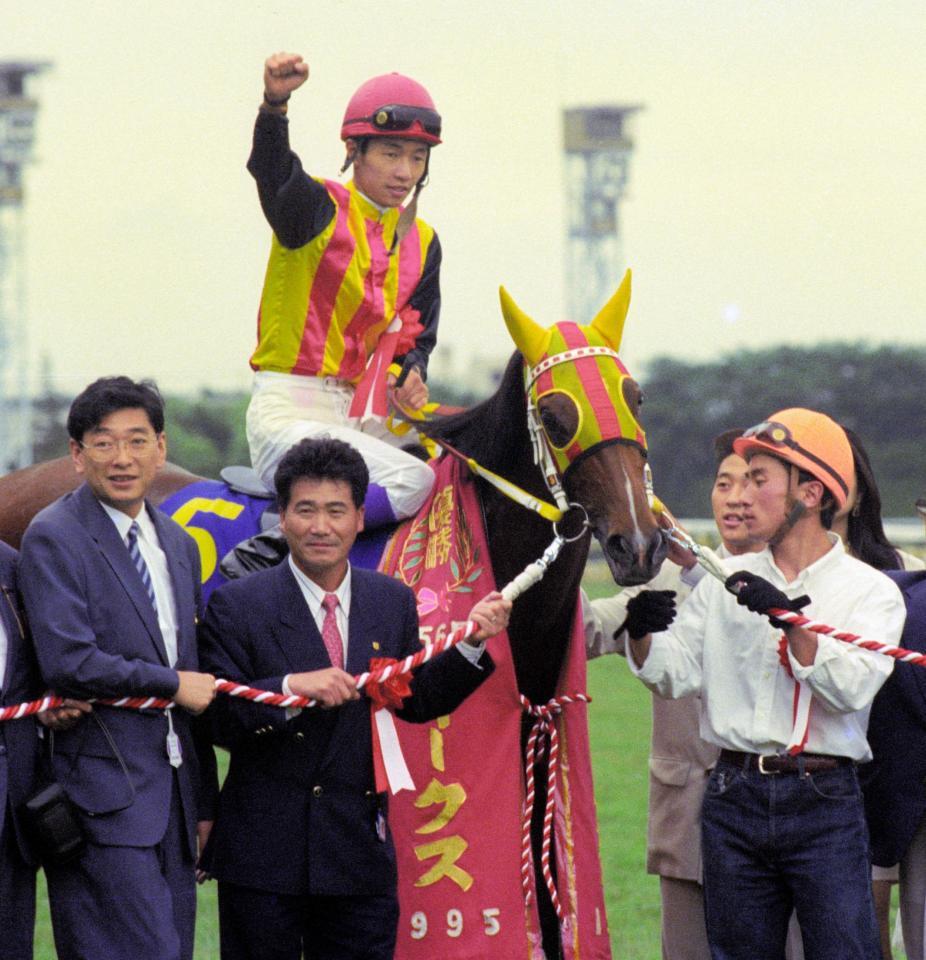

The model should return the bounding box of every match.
[249,178,435,383]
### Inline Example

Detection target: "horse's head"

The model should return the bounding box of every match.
[500,270,667,586]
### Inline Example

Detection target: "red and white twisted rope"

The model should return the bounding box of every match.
[518,692,591,923]
[0,693,175,723]
[766,608,926,665]
[214,618,480,710]
[7,598,916,724]
[0,622,481,723]
[663,517,926,667]
[1,531,571,724]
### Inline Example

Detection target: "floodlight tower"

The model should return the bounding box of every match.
[563,105,642,323]
[0,60,50,471]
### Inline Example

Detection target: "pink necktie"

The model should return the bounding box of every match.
[321,593,344,670]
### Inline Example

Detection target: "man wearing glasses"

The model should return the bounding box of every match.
[19,376,217,960]
[624,408,906,960]
[243,52,443,539]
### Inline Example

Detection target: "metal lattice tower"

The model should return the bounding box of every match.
[0,60,50,471]
[563,105,642,323]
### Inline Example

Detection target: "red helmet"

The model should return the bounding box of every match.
[341,73,442,146]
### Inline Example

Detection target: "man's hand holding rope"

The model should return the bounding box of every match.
[725,571,818,665]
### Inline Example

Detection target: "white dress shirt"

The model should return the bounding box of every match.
[100,501,180,667]
[287,555,352,664]
[629,534,906,761]
[282,556,484,699]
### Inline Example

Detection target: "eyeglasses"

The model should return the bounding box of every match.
[350,104,442,138]
[741,421,848,498]
[80,436,158,461]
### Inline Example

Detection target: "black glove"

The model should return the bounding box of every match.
[624,590,677,641]
[724,571,810,630]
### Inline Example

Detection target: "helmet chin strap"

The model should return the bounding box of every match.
[768,464,806,547]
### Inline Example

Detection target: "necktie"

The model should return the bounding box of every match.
[321,593,344,670]
[127,521,159,616]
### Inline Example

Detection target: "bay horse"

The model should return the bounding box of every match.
[410,270,664,956]
[0,270,664,958]
[0,457,202,551]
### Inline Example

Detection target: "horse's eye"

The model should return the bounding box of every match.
[623,379,643,413]
[538,392,580,449]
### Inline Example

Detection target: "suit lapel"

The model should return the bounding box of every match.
[345,571,377,675]
[150,507,194,664]
[901,575,926,711]
[272,563,330,673]
[75,484,170,667]
[0,565,23,698]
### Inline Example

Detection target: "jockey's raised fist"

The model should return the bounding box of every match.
[264,52,309,102]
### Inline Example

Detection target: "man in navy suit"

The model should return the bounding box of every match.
[0,540,85,959]
[0,541,43,959]
[861,569,926,959]
[199,436,511,960]
[19,376,218,960]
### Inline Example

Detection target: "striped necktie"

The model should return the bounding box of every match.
[127,521,159,616]
[321,593,344,670]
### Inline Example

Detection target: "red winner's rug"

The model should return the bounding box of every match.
[380,453,612,959]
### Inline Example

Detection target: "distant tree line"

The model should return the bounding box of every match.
[28,380,479,480]
[31,390,250,477]
[641,343,926,518]
[28,343,925,517]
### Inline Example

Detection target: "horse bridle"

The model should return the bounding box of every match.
[522,345,652,525]
[413,345,655,543]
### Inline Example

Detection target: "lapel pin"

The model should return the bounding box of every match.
[372,641,381,651]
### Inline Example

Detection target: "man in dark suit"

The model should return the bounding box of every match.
[861,569,926,959]
[19,376,218,960]
[0,540,85,960]
[199,436,510,960]
[0,541,43,959]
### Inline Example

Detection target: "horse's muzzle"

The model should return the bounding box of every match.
[602,527,668,587]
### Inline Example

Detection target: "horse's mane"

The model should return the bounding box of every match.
[421,351,531,474]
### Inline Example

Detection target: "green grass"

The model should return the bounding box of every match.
[588,654,661,958]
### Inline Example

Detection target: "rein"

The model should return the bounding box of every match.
[392,344,653,532]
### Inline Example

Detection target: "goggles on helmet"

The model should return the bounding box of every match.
[346,104,442,139]
[741,420,849,500]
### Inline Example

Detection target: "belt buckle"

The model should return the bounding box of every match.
[757,755,780,775]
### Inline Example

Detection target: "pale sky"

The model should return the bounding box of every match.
[3,0,925,396]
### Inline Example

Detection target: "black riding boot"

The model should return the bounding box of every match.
[219,521,289,579]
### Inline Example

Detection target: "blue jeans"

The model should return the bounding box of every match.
[701,759,880,960]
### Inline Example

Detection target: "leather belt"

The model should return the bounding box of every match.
[718,749,853,775]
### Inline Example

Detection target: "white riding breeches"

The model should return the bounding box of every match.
[246,371,435,521]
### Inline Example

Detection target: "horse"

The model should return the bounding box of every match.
[0,270,664,958]
[0,457,202,551]
[401,272,664,956]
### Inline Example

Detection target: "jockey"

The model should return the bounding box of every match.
[245,52,441,529]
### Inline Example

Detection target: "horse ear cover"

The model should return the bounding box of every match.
[589,268,632,352]
[499,287,553,365]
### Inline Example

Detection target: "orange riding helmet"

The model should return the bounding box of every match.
[733,408,853,510]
